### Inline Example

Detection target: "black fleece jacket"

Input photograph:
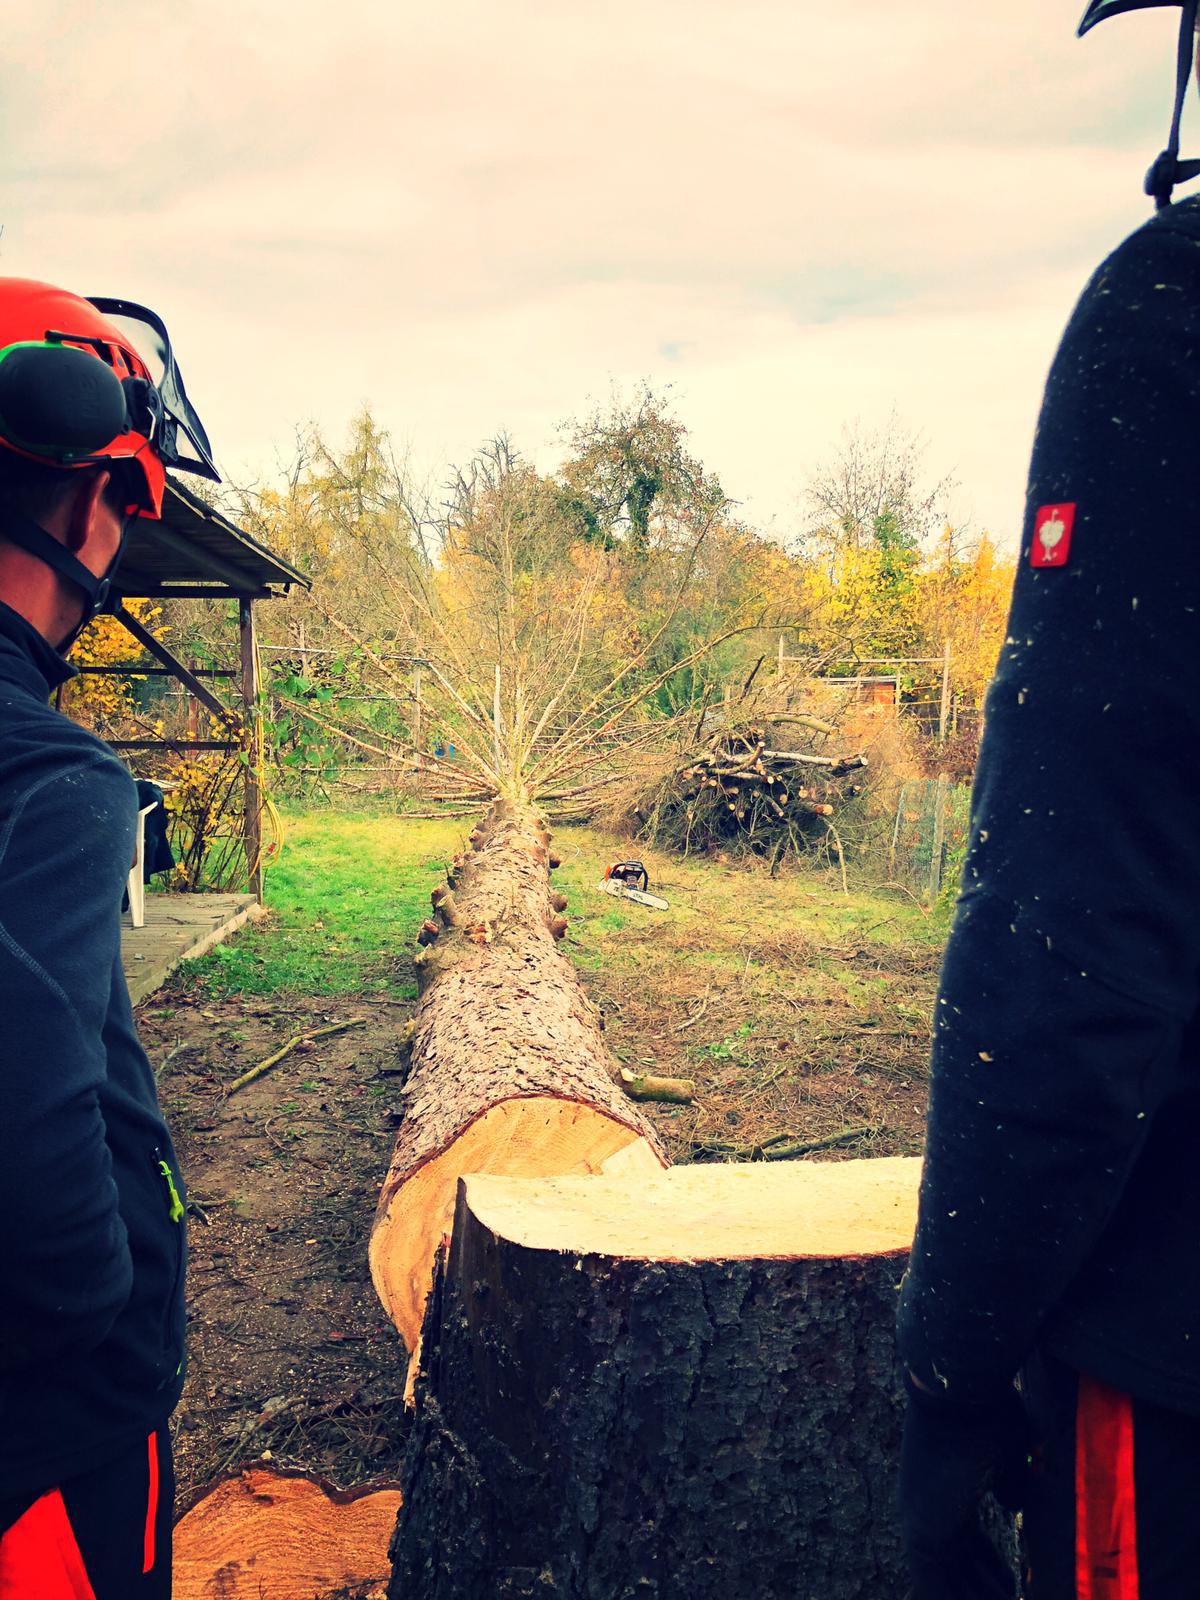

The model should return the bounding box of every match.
[0,600,185,1501]
[898,198,1200,1415]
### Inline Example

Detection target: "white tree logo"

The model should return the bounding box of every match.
[1038,511,1066,559]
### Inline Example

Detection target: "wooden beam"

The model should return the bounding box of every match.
[107,740,235,751]
[239,598,263,903]
[112,605,235,727]
[75,663,236,679]
[114,585,274,599]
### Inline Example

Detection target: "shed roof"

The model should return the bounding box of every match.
[115,478,310,600]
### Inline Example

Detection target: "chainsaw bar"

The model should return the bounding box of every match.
[599,879,669,911]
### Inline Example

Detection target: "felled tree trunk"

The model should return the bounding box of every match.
[389,1157,924,1600]
[173,1469,402,1599]
[370,794,667,1349]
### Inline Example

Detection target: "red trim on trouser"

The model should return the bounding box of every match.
[0,1489,97,1599]
[143,1431,159,1575]
[1076,1374,1139,1600]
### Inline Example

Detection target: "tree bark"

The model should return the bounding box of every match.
[389,1158,927,1600]
[370,794,666,1349]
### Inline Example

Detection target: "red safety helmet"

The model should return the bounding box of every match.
[0,278,218,520]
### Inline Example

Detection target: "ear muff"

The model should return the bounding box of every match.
[0,343,130,460]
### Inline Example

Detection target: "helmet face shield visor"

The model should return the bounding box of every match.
[1078,0,1200,207]
[1078,0,1185,34]
[87,297,219,484]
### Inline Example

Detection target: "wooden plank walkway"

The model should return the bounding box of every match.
[122,892,263,1007]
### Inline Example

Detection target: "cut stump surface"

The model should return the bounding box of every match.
[174,1468,401,1600]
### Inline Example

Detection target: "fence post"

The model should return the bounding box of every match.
[889,783,907,871]
[928,774,948,903]
[493,664,504,776]
[938,639,952,745]
[412,667,423,769]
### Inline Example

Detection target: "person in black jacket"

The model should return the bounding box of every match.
[0,281,220,1596]
[897,4,1200,1597]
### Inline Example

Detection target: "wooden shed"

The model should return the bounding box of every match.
[73,478,310,1002]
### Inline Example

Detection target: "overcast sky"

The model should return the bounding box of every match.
[2,1,1183,543]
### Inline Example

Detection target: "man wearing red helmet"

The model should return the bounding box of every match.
[0,280,218,1596]
[896,4,1200,1597]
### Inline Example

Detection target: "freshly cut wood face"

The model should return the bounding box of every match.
[173,1468,401,1599]
[463,1155,922,1262]
[370,1094,663,1347]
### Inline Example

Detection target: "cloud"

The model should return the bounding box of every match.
[0,0,1180,541]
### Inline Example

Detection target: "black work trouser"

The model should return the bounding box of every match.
[1023,1354,1200,1599]
[0,1428,173,1598]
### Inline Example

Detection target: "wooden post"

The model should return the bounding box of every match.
[777,633,785,671]
[412,667,423,770]
[889,782,907,872]
[928,774,948,903]
[493,663,503,777]
[238,598,263,903]
[938,638,952,744]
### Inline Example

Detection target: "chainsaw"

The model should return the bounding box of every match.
[600,860,668,910]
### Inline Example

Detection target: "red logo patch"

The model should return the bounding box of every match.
[1030,503,1075,568]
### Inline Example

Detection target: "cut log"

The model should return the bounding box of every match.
[174,1468,401,1600]
[370,795,667,1348]
[618,1066,694,1103]
[389,1157,930,1600]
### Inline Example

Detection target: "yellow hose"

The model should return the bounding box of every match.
[246,637,285,878]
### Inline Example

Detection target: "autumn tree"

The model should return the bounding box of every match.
[916,526,1014,708]
[561,385,724,556]
[796,421,963,665]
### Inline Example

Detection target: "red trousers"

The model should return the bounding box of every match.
[1024,1357,1200,1600]
[0,1431,173,1599]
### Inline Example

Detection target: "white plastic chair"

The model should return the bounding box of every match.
[126,803,158,928]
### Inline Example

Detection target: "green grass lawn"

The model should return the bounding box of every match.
[188,811,469,997]
[185,806,942,1012]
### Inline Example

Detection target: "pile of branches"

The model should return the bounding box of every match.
[630,710,867,869]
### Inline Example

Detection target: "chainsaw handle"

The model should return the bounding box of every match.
[605,860,650,893]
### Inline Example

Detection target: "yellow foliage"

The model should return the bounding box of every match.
[798,524,1014,710]
[60,602,162,733]
[800,542,922,660]
[915,529,1015,705]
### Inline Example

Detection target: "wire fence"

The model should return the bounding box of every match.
[887,776,973,900]
[774,640,988,747]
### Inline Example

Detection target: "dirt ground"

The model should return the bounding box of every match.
[141,988,414,1505]
[582,913,939,1167]
[145,823,942,1505]
[557,832,943,1168]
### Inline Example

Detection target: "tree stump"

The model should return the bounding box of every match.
[389,1157,922,1600]
[370,795,666,1349]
